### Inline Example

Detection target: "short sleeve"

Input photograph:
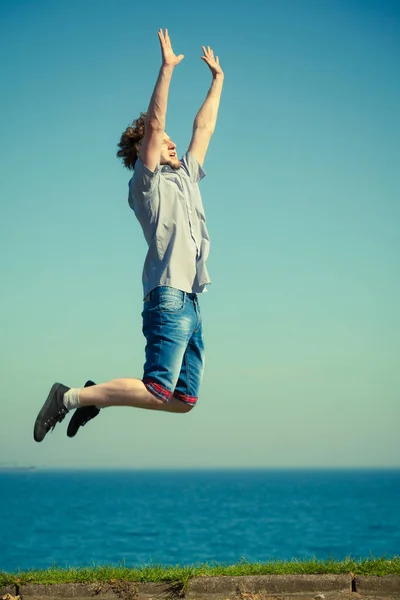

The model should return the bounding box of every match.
[128,156,160,211]
[180,152,206,184]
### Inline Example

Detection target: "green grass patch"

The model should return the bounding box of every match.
[1,557,399,587]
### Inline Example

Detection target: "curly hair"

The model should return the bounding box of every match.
[117,112,147,170]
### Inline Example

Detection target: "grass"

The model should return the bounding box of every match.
[1,557,399,587]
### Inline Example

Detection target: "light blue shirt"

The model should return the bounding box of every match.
[128,152,211,298]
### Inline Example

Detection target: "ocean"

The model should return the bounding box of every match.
[0,469,399,572]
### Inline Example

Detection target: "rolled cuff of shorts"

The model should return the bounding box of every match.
[143,378,173,403]
[173,391,198,406]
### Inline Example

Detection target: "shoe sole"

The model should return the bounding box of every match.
[34,382,65,443]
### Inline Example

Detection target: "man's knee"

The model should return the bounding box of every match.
[143,378,199,412]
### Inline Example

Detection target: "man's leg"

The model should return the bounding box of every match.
[77,288,197,412]
[68,377,191,440]
[33,287,196,442]
[78,378,192,413]
[68,288,196,439]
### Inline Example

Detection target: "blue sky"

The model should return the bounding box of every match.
[0,0,399,469]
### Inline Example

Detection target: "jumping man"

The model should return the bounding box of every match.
[33,29,224,442]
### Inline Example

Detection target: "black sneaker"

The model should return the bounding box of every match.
[67,380,99,438]
[34,383,70,442]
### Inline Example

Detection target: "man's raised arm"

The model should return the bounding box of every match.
[140,29,184,173]
[188,46,224,167]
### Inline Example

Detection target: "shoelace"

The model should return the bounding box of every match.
[45,407,68,432]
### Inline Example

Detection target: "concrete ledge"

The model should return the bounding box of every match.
[2,575,399,599]
[8,581,173,600]
[186,574,352,597]
[12,583,115,598]
[355,576,400,596]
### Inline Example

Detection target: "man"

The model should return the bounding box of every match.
[33,29,224,442]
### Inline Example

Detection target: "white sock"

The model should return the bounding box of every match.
[63,388,80,410]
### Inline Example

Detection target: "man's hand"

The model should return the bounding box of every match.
[201,46,224,78]
[158,28,184,68]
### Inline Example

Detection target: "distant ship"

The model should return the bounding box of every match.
[0,465,36,471]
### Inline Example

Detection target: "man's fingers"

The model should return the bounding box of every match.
[158,28,170,43]
[202,45,217,59]
[165,29,173,48]
[158,29,167,49]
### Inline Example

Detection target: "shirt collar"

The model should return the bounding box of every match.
[160,163,181,174]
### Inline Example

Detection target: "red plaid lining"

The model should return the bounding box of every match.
[173,391,198,406]
[143,378,173,403]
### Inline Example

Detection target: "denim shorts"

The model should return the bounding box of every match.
[141,286,205,406]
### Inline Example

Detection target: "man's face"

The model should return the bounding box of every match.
[160,133,180,170]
